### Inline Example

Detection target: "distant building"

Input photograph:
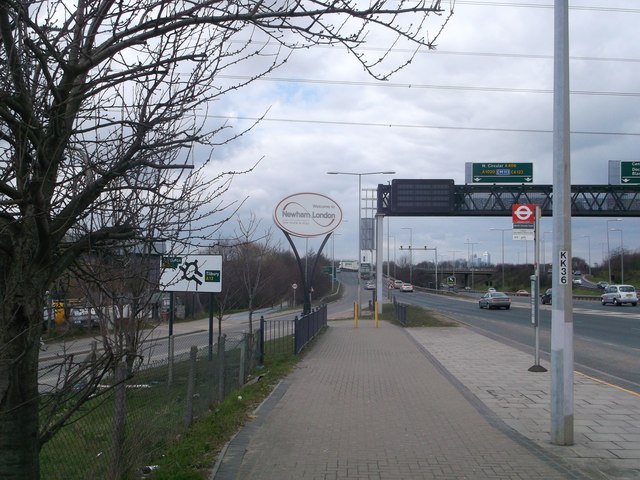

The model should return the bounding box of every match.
[482,251,491,266]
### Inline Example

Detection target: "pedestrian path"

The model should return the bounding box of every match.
[212,320,597,479]
[407,327,640,480]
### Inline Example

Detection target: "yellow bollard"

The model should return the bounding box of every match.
[354,302,358,328]
[374,301,378,328]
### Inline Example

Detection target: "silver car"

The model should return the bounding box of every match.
[479,292,511,310]
[601,284,638,306]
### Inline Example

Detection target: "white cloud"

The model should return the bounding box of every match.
[206,1,640,270]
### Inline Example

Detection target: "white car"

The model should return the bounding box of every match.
[400,283,414,292]
[601,284,638,306]
[394,280,404,289]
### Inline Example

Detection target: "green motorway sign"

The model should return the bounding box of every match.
[470,163,533,183]
[620,162,640,184]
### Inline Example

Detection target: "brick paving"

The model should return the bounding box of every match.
[212,320,588,479]
[408,327,640,480]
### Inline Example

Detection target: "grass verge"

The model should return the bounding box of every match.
[381,302,459,328]
[149,349,302,479]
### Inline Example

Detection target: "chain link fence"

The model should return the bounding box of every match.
[40,330,259,479]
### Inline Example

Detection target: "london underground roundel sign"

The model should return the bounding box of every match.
[512,204,535,225]
[274,193,343,238]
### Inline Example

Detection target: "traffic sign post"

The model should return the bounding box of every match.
[528,205,546,373]
[467,162,533,184]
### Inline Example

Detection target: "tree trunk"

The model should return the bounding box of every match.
[0,306,42,479]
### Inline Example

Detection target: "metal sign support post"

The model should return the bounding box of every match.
[551,0,574,446]
[529,206,547,373]
[208,292,215,361]
[376,214,384,315]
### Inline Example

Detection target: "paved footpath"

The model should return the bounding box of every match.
[408,327,640,480]
[212,319,607,480]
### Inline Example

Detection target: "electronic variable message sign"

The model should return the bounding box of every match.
[390,179,454,215]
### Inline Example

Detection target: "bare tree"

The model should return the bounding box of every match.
[0,0,452,476]
[235,214,277,333]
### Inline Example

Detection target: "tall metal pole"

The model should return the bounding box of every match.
[621,229,624,284]
[465,239,479,289]
[611,228,624,284]
[529,206,546,373]
[607,218,621,283]
[402,227,413,284]
[327,171,395,318]
[358,174,362,314]
[491,228,509,290]
[500,232,505,288]
[582,235,591,275]
[551,0,573,446]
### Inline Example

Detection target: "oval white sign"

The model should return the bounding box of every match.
[274,193,343,238]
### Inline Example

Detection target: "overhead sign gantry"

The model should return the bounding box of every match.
[377,180,640,217]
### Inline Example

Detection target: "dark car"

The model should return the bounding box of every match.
[540,288,552,305]
[479,292,511,310]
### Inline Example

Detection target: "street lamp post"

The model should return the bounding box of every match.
[582,235,591,275]
[465,238,479,289]
[327,171,395,318]
[490,228,510,290]
[606,218,622,283]
[542,231,552,274]
[448,249,461,289]
[610,228,624,284]
[401,227,413,284]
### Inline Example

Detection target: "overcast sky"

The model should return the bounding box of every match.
[205,1,640,272]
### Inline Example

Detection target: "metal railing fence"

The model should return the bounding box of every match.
[394,297,407,326]
[259,304,327,363]
[40,330,260,479]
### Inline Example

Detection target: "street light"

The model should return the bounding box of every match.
[448,249,461,288]
[465,238,479,289]
[490,228,510,290]
[327,171,395,317]
[542,231,552,274]
[390,235,397,278]
[582,235,591,275]
[610,228,624,284]
[401,227,413,284]
[606,218,622,283]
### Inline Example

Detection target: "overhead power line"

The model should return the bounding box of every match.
[454,1,640,14]
[217,75,640,97]
[209,115,640,137]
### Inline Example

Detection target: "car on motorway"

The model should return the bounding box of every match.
[596,281,609,289]
[364,282,375,290]
[487,287,497,293]
[400,283,414,292]
[478,292,511,310]
[515,289,529,296]
[394,280,404,289]
[540,288,552,305]
[601,284,638,306]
